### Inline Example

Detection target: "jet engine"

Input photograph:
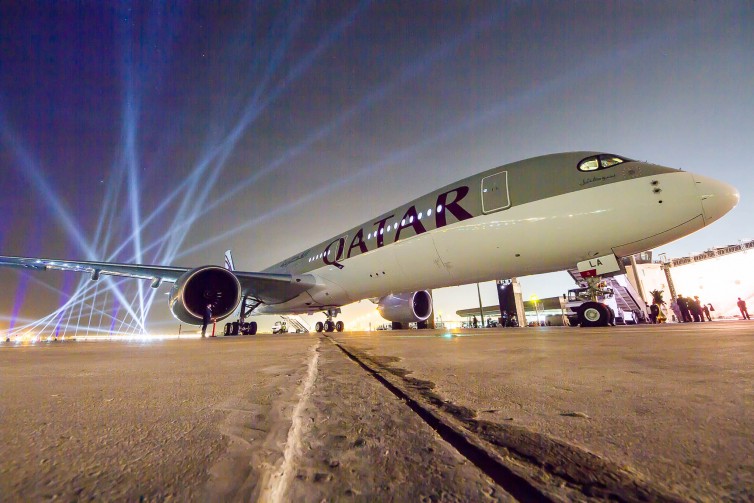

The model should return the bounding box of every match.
[377,291,432,324]
[168,266,242,325]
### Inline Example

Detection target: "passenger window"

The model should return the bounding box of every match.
[578,157,600,171]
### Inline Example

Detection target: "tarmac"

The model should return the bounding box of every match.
[0,322,752,501]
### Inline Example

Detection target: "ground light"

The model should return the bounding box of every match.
[530,295,542,326]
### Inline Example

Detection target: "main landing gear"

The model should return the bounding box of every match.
[224,295,259,335]
[315,308,345,333]
[224,320,257,336]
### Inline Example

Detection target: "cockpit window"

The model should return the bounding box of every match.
[600,156,624,168]
[578,157,600,171]
[578,154,630,172]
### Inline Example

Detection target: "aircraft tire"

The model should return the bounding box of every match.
[224,323,231,336]
[249,321,257,335]
[315,321,324,332]
[578,302,609,327]
[335,321,344,332]
[324,321,335,332]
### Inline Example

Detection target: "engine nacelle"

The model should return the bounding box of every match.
[168,266,242,325]
[377,290,432,324]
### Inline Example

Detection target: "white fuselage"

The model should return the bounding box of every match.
[0,153,736,329]
[256,153,737,317]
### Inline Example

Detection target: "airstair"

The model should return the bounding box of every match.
[608,275,646,314]
[567,268,647,321]
[281,315,310,333]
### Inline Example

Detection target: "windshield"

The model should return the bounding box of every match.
[578,154,632,172]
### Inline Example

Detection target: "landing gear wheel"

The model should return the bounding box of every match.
[224,323,231,336]
[315,321,324,333]
[248,321,257,335]
[578,302,610,327]
[335,321,344,332]
[324,320,335,332]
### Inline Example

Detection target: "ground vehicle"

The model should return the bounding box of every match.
[272,321,288,334]
[565,285,638,327]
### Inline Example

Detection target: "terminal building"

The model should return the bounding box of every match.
[626,240,754,320]
[456,239,754,326]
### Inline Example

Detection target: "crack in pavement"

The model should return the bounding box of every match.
[203,339,321,502]
[258,339,320,502]
[328,337,689,503]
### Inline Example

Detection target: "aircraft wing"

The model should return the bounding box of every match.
[0,255,316,305]
[0,255,187,282]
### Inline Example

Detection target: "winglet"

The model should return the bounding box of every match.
[224,250,235,271]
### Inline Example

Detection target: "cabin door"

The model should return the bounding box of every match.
[481,171,510,214]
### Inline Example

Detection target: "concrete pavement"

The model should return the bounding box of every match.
[1,322,751,501]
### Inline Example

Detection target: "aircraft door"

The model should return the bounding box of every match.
[481,171,510,214]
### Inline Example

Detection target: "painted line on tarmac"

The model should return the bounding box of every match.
[327,336,688,503]
[259,339,320,503]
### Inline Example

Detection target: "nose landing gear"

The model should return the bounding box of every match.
[577,301,613,327]
[574,275,616,327]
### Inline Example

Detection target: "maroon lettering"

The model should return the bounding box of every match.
[395,206,427,241]
[435,186,473,228]
[323,237,345,269]
[347,228,368,258]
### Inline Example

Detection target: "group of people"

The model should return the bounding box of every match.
[670,294,713,323]
[648,295,751,323]
[471,315,505,328]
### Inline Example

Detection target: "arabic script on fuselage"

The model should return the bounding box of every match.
[580,173,616,187]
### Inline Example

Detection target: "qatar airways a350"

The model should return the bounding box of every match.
[0,152,738,332]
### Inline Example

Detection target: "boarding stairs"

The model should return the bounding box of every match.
[281,315,310,333]
[567,268,647,319]
[608,275,646,314]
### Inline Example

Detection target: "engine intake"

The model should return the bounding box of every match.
[169,266,241,325]
[377,290,432,324]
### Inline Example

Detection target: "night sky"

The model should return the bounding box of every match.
[1,1,752,334]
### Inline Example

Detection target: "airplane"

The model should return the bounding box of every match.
[0,152,739,332]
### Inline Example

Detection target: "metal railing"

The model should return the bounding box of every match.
[281,315,310,333]
[662,239,754,268]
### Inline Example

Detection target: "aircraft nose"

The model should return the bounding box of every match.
[693,174,739,225]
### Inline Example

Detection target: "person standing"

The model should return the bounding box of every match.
[703,303,712,322]
[692,296,705,322]
[649,303,660,324]
[202,303,213,337]
[737,298,750,320]
[677,295,692,323]
[669,299,682,323]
